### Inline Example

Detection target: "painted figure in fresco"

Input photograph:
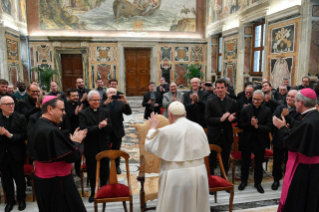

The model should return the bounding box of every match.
[271,59,290,89]
[1,0,11,15]
[273,28,293,53]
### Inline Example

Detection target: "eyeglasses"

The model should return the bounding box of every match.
[57,108,65,112]
[2,103,15,106]
[30,90,39,93]
[90,99,101,102]
[252,98,262,101]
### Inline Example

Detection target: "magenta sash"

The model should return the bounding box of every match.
[278,151,319,212]
[35,161,72,178]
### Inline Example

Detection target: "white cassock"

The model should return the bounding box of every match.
[145,117,210,212]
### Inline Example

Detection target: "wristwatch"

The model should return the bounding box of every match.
[10,134,13,139]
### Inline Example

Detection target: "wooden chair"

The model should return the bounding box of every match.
[80,154,89,197]
[205,144,234,212]
[135,115,170,212]
[228,127,254,184]
[263,132,274,171]
[94,150,132,212]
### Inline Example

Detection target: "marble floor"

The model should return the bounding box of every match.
[0,96,282,212]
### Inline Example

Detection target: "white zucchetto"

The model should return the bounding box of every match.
[168,101,186,115]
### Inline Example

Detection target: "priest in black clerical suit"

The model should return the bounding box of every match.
[0,96,27,211]
[205,79,236,175]
[79,90,112,202]
[18,84,40,122]
[271,90,301,190]
[238,90,272,193]
[101,88,132,174]
[142,82,162,120]
[183,78,207,128]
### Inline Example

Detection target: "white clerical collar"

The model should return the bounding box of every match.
[18,90,27,96]
[93,109,98,112]
[301,107,317,116]
[2,113,11,119]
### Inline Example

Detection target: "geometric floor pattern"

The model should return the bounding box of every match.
[0,96,281,212]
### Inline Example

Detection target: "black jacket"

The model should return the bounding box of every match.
[79,107,112,157]
[18,96,40,122]
[205,96,237,145]
[48,91,67,101]
[183,90,207,128]
[0,112,27,164]
[142,92,162,120]
[156,84,169,97]
[236,97,252,118]
[27,111,71,138]
[238,104,272,150]
[77,88,91,108]
[65,100,81,132]
[101,100,132,138]
[272,104,301,148]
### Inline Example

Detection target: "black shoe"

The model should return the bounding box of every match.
[5,201,16,212]
[238,182,247,191]
[116,167,122,175]
[209,192,215,195]
[271,181,280,190]
[88,194,94,203]
[18,200,26,211]
[27,179,32,187]
[254,184,264,193]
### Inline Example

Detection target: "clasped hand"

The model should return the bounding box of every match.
[99,118,108,129]
[251,116,258,129]
[69,127,87,143]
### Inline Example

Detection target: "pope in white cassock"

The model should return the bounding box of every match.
[145,101,210,212]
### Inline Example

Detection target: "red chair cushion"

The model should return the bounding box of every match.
[160,108,164,114]
[96,183,130,199]
[208,175,232,188]
[81,163,87,169]
[230,151,254,159]
[265,149,273,157]
[24,164,34,174]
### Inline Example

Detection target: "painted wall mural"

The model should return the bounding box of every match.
[309,21,319,77]
[38,0,196,32]
[244,37,251,74]
[224,38,237,59]
[159,44,206,88]
[5,34,21,87]
[207,0,260,24]
[224,61,236,86]
[270,58,292,89]
[19,0,27,23]
[1,0,13,15]
[271,24,295,54]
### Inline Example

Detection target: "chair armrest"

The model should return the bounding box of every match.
[137,155,145,182]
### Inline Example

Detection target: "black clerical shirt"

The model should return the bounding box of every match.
[2,114,12,151]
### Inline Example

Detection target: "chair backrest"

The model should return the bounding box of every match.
[135,115,170,174]
[232,127,242,152]
[95,150,131,193]
[204,144,229,181]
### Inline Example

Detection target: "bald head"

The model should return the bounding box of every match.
[169,82,177,93]
[286,89,298,107]
[51,82,58,93]
[0,96,15,116]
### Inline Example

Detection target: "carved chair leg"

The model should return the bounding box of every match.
[123,201,128,212]
[214,191,217,203]
[232,159,236,184]
[229,188,234,212]
[130,197,133,212]
[80,172,84,197]
[94,202,98,212]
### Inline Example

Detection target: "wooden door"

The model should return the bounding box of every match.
[61,54,83,94]
[125,48,150,96]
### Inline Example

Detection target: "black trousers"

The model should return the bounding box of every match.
[241,142,265,185]
[85,156,109,195]
[0,151,26,203]
[272,146,288,181]
[110,133,122,168]
[209,137,231,175]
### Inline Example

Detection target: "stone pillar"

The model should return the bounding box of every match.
[297,0,314,84]
[206,36,212,81]
[0,20,7,79]
[236,23,245,94]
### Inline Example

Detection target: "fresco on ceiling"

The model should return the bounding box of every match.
[38,0,196,32]
[207,0,265,24]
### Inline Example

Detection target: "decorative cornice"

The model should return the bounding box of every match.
[5,27,20,38]
[266,5,301,24]
[207,23,224,36]
[239,7,270,24]
[223,27,239,37]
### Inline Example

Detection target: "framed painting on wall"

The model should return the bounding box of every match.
[271,23,295,54]
[270,58,293,89]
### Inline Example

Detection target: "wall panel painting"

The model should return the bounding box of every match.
[160,63,172,84]
[38,0,196,32]
[313,5,319,17]
[224,61,236,87]
[1,0,13,16]
[270,58,292,89]
[271,24,295,54]
[175,47,189,62]
[6,38,19,61]
[8,62,19,86]
[224,38,237,60]
[174,64,188,88]
[309,21,319,77]
[160,46,172,62]
[191,46,203,62]
[19,0,27,23]
[97,64,111,86]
